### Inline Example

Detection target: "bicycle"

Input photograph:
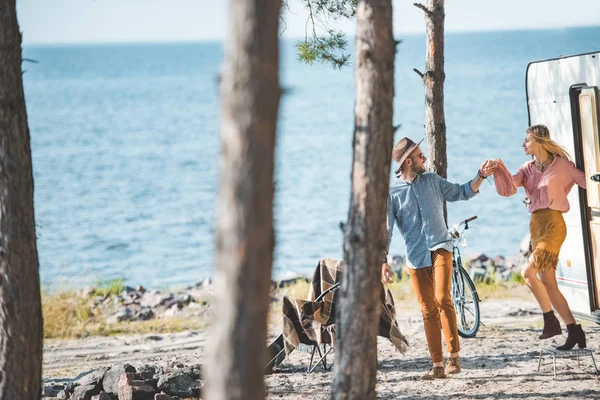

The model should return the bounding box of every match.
[449,215,481,338]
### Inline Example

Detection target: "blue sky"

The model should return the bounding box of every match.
[17,0,600,44]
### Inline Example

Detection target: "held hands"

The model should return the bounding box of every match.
[381,263,393,285]
[479,159,497,178]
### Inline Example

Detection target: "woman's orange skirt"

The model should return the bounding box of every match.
[529,209,567,271]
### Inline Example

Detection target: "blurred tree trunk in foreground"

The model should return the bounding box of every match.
[333,0,396,398]
[204,0,281,399]
[0,1,43,398]
[415,0,447,220]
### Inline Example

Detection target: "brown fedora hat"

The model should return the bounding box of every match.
[392,137,424,173]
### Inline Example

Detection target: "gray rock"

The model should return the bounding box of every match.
[163,305,181,317]
[108,307,133,323]
[154,393,173,400]
[73,367,108,389]
[157,370,202,398]
[181,364,203,380]
[91,391,113,400]
[140,291,170,308]
[42,384,66,397]
[135,307,154,321]
[56,390,70,400]
[71,384,101,400]
[103,363,136,395]
[137,364,164,380]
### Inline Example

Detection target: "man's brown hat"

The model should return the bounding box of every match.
[392,137,424,173]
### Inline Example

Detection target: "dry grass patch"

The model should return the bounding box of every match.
[43,286,208,339]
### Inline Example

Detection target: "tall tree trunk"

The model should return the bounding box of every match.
[332,0,395,399]
[415,0,446,219]
[204,0,281,399]
[0,1,43,399]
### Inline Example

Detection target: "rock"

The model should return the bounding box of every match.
[467,252,489,264]
[168,360,184,369]
[56,390,70,399]
[519,233,531,254]
[117,373,156,400]
[137,364,164,380]
[122,286,137,294]
[194,277,211,288]
[108,307,133,323]
[157,370,202,398]
[154,393,174,400]
[103,364,136,395]
[140,291,172,308]
[91,392,113,400]
[71,384,101,400]
[181,364,203,380]
[72,367,108,389]
[42,384,66,397]
[164,305,181,317]
[177,294,191,305]
[81,286,96,297]
[135,307,154,321]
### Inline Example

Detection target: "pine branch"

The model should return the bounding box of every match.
[294,0,356,69]
[413,2,431,15]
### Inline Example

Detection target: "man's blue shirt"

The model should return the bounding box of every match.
[386,172,478,269]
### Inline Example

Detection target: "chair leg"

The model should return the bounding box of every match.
[591,353,599,376]
[308,345,324,373]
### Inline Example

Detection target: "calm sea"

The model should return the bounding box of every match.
[23,26,600,290]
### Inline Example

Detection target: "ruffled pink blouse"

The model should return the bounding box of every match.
[511,157,586,213]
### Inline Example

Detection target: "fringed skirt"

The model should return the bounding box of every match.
[529,209,566,271]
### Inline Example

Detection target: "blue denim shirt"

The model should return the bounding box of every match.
[386,172,478,269]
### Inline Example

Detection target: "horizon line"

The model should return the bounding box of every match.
[21,23,600,47]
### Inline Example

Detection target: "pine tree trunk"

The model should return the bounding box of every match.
[0,1,43,398]
[418,0,446,219]
[204,0,281,399]
[332,0,395,398]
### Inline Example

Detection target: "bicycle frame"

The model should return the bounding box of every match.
[449,216,481,338]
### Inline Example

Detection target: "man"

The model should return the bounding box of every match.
[381,137,494,380]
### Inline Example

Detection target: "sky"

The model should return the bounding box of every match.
[17,0,600,45]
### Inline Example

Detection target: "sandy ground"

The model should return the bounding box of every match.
[43,299,600,399]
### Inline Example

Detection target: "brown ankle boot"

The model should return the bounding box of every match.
[539,310,562,339]
[445,357,461,375]
[420,366,446,380]
[556,323,586,350]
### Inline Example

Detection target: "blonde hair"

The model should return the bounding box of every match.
[527,125,571,161]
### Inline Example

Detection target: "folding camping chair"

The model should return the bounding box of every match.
[265,282,341,374]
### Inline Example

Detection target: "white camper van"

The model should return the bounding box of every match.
[526,51,600,324]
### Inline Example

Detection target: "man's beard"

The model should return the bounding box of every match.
[412,164,427,175]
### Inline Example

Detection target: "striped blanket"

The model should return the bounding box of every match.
[281,258,409,356]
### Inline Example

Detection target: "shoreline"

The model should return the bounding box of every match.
[42,297,600,399]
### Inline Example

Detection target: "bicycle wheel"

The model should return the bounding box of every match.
[452,263,481,338]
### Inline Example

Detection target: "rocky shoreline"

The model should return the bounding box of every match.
[44,362,203,400]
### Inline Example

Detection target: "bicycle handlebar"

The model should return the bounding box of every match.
[460,215,478,226]
[450,216,477,239]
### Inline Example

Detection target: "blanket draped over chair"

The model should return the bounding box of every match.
[281,258,409,356]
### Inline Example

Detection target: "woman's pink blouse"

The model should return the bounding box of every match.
[513,157,586,213]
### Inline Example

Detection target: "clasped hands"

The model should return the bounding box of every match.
[480,159,498,178]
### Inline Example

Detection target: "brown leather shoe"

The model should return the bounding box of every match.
[445,357,461,375]
[420,366,446,380]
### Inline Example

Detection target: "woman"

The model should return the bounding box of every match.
[494,124,587,350]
